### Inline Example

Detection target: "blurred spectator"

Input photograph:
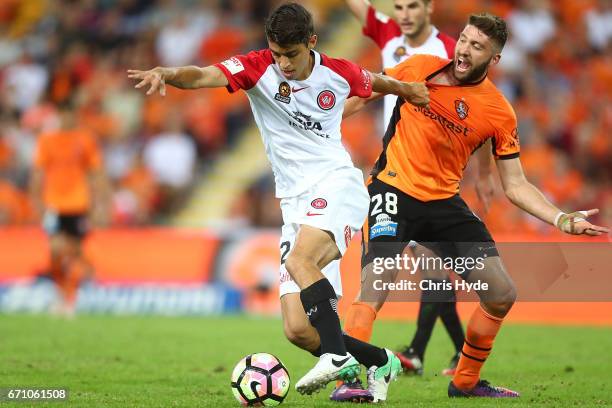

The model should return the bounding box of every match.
[143,110,197,213]
[507,0,556,53]
[155,9,215,66]
[584,0,612,51]
[2,51,48,113]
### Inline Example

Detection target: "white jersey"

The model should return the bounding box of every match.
[215,50,372,198]
[362,6,456,129]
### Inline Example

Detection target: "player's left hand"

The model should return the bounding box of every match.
[475,173,495,213]
[556,209,610,236]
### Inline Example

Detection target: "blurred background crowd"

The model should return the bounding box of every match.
[0,0,610,235]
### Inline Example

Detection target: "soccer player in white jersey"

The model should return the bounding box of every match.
[128,3,431,401]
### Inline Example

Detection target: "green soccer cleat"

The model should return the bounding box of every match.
[366,349,402,402]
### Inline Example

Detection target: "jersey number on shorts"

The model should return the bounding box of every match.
[280,241,291,264]
[370,193,398,215]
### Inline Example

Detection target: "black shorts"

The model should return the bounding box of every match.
[362,178,498,274]
[43,212,89,239]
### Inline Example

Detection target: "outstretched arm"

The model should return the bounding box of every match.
[370,72,429,108]
[496,157,609,236]
[343,93,382,118]
[127,65,229,96]
[344,0,371,25]
[343,72,429,118]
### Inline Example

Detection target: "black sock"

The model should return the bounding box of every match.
[310,346,322,357]
[343,334,387,368]
[409,301,441,361]
[439,302,465,353]
[300,279,346,355]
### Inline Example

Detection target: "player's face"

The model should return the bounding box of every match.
[453,24,501,84]
[268,35,318,81]
[393,0,432,38]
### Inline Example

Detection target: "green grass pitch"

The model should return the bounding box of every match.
[1,315,611,407]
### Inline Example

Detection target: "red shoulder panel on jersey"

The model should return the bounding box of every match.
[320,54,372,99]
[214,49,274,93]
[437,32,456,59]
[362,6,401,49]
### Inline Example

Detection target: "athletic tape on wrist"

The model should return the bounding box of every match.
[554,212,565,228]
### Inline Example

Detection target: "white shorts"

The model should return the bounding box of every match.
[278,167,370,298]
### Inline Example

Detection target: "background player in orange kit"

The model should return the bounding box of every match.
[30,103,110,316]
[346,12,609,398]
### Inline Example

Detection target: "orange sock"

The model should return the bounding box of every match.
[337,302,377,386]
[452,304,504,390]
[344,301,377,342]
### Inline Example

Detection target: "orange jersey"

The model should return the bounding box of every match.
[34,129,102,214]
[372,54,520,201]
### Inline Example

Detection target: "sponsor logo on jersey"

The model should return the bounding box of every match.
[414,106,472,136]
[454,99,469,120]
[393,46,407,62]
[289,111,330,138]
[317,90,336,110]
[370,213,398,239]
[311,198,328,209]
[221,57,244,75]
[275,81,292,104]
[361,69,371,92]
[292,86,309,93]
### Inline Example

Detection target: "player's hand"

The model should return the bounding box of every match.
[556,209,610,236]
[399,82,429,109]
[127,67,168,96]
[475,173,495,213]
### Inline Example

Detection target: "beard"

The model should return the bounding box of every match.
[455,58,491,84]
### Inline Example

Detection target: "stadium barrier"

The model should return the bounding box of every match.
[0,227,610,324]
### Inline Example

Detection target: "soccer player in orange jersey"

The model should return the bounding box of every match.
[30,103,110,317]
[337,4,493,396]
[346,12,609,397]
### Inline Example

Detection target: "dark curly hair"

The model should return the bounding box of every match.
[265,2,314,47]
[468,12,508,51]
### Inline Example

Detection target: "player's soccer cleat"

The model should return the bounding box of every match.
[366,349,402,402]
[448,379,520,398]
[441,352,460,376]
[329,379,374,403]
[394,347,423,375]
[295,353,360,395]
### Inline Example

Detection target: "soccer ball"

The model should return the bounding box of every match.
[230,353,290,406]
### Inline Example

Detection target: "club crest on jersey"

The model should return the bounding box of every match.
[317,90,336,110]
[454,99,469,120]
[275,81,291,104]
[311,198,327,209]
[393,46,407,62]
[370,213,398,239]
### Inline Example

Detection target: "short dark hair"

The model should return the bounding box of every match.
[265,2,314,47]
[468,12,508,51]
